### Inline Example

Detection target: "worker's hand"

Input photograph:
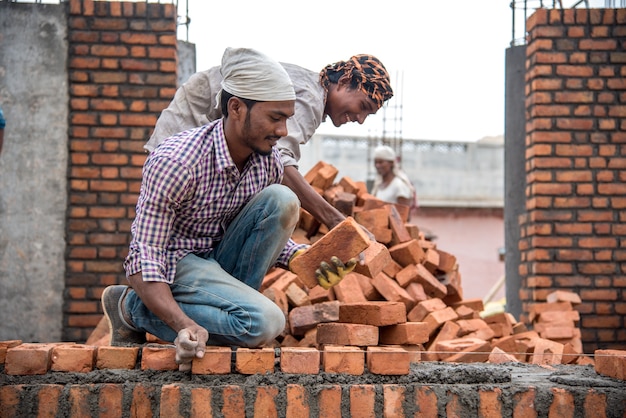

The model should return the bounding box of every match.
[288,247,309,272]
[315,256,357,289]
[174,325,209,372]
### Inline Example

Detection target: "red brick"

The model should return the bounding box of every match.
[234,347,275,375]
[69,386,91,417]
[290,216,370,288]
[513,388,538,418]
[379,322,429,345]
[549,388,575,418]
[286,384,310,417]
[366,346,410,375]
[98,384,124,418]
[339,301,406,326]
[51,344,95,373]
[479,388,503,418]
[288,301,340,336]
[190,387,213,417]
[280,347,320,374]
[160,384,184,418]
[423,307,459,336]
[350,385,376,417]
[388,239,426,267]
[96,346,139,369]
[322,345,365,375]
[0,340,22,364]
[317,323,379,346]
[318,385,342,418]
[5,343,54,375]
[253,386,279,418]
[141,345,177,371]
[191,346,232,375]
[414,386,438,418]
[383,385,406,417]
[407,298,447,322]
[0,385,22,417]
[333,272,368,303]
[352,240,392,278]
[221,385,245,418]
[594,349,626,380]
[371,272,416,311]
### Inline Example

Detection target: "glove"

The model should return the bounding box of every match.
[315,256,357,289]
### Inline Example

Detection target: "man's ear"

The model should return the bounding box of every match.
[227,97,246,120]
[337,73,353,91]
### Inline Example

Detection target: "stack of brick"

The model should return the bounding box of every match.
[261,161,593,366]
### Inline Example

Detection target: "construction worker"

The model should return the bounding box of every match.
[101,48,356,372]
[145,53,394,231]
[371,145,418,211]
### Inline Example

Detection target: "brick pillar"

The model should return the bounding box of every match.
[519,8,626,352]
[65,0,177,341]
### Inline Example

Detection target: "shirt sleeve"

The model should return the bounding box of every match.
[145,68,222,153]
[124,154,192,283]
[276,240,309,269]
[277,64,326,168]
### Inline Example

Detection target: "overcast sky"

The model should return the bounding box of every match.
[176,0,604,142]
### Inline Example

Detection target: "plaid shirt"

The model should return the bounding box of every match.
[124,119,305,283]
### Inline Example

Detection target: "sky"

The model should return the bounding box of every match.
[176,1,515,142]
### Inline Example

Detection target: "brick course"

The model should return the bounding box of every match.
[519,7,626,352]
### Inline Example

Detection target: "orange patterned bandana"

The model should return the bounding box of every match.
[320,54,393,109]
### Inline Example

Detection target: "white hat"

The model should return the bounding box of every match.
[219,47,295,102]
[373,145,396,161]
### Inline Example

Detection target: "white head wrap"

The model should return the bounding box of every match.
[218,47,295,103]
[373,145,396,162]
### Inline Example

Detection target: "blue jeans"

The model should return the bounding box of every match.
[124,184,299,346]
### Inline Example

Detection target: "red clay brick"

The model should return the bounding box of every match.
[549,388,575,418]
[350,385,376,418]
[160,384,184,418]
[5,343,54,375]
[191,346,232,375]
[594,349,626,380]
[51,344,95,372]
[141,345,177,371]
[235,347,275,375]
[289,216,370,288]
[69,385,91,417]
[280,347,320,374]
[190,387,213,417]
[379,322,430,345]
[414,386,438,418]
[0,340,22,364]
[352,240,392,279]
[388,239,426,267]
[479,388,503,418]
[318,385,342,418]
[96,346,139,369]
[286,384,310,417]
[221,385,245,418]
[254,386,279,418]
[0,385,22,417]
[288,301,340,336]
[317,323,378,346]
[322,345,365,375]
[423,307,459,336]
[371,272,416,311]
[383,385,406,417]
[339,301,406,326]
[366,346,410,375]
[98,384,124,418]
[407,298,448,322]
[38,384,63,418]
[513,388,538,418]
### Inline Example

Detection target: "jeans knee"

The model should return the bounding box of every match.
[264,184,300,228]
[247,303,286,347]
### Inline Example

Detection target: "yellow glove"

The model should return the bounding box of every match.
[315,256,357,289]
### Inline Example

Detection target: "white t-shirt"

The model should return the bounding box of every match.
[374,176,414,204]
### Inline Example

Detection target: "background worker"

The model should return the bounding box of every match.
[371,144,418,211]
[145,54,394,231]
[102,48,355,372]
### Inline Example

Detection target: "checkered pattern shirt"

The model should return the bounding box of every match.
[124,119,305,283]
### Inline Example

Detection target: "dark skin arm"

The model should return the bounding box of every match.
[282,165,346,229]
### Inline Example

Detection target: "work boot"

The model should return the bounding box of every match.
[101,285,146,346]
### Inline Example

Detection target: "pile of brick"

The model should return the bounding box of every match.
[262,161,593,366]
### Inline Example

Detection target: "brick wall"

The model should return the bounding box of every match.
[64,0,177,342]
[519,8,626,352]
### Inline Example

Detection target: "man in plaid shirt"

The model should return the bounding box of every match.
[102,48,356,371]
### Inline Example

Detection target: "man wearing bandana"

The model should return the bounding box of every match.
[145,54,394,231]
